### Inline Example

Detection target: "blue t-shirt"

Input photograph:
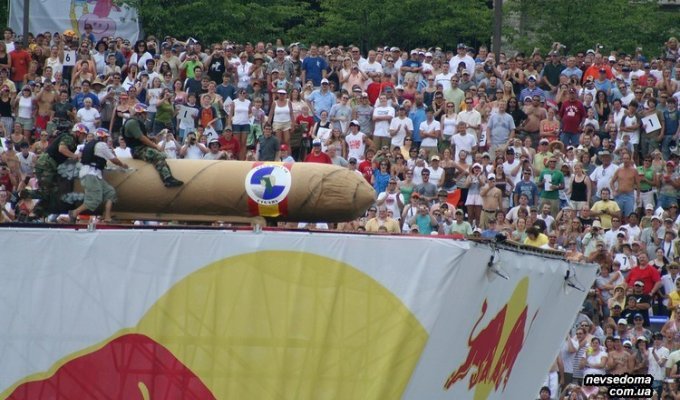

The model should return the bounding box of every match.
[308,90,336,120]
[409,106,427,142]
[514,180,539,206]
[402,59,421,70]
[664,109,679,136]
[372,169,391,194]
[301,56,328,87]
[415,214,434,235]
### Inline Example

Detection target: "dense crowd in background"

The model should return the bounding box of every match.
[0,24,679,399]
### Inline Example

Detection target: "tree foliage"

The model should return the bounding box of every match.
[137,0,492,50]
[503,0,679,57]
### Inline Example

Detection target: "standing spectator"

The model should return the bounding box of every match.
[372,94,395,149]
[307,79,336,121]
[300,45,327,88]
[258,124,280,161]
[9,41,31,90]
[610,152,640,218]
[538,156,564,216]
[558,88,586,146]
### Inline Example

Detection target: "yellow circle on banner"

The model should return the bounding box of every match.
[135,251,428,400]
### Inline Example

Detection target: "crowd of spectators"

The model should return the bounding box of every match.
[0,25,679,399]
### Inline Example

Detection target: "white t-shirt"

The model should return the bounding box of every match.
[502,159,522,185]
[419,119,441,148]
[429,166,444,187]
[184,144,204,160]
[361,61,383,76]
[76,107,100,132]
[589,163,619,196]
[159,140,178,159]
[435,72,454,91]
[377,191,405,218]
[441,115,457,138]
[345,131,367,160]
[80,141,117,179]
[458,109,482,136]
[232,98,251,125]
[372,106,395,138]
[389,116,413,147]
[451,133,477,155]
[114,146,132,159]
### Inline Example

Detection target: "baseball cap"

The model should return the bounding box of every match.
[634,280,644,287]
[349,119,360,126]
[472,163,482,170]
[608,55,616,62]
[320,78,329,84]
[312,139,322,146]
[457,43,466,49]
[487,173,496,180]
[280,144,289,151]
[617,318,628,325]
[430,155,440,161]
[528,75,537,81]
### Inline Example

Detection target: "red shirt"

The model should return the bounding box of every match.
[625,264,660,295]
[304,151,332,164]
[10,49,32,82]
[296,115,315,137]
[558,100,586,134]
[0,172,12,192]
[218,136,240,158]
[367,82,395,105]
[583,64,614,83]
[358,160,374,183]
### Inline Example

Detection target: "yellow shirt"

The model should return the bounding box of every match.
[669,291,680,319]
[365,217,401,233]
[524,233,549,248]
[533,151,553,176]
[591,200,621,230]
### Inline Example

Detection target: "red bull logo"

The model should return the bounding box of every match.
[443,277,538,399]
[7,334,216,399]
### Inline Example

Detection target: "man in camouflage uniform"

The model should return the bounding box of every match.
[123,103,183,187]
[33,123,85,212]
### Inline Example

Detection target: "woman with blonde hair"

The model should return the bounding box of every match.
[501,80,515,102]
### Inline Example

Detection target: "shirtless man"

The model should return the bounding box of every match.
[480,172,502,229]
[606,337,633,374]
[35,80,57,132]
[611,152,640,219]
[521,95,547,146]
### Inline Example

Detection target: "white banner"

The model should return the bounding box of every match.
[9,0,140,42]
[0,229,596,399]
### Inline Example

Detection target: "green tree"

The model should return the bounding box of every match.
[312,0,492,51]
[503,0,679,57]
[138,0,312,45]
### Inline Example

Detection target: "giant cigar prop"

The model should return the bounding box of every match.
[89,160,376,222]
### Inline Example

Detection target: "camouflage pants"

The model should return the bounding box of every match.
[34,154,58,196]
[133,146,173,181]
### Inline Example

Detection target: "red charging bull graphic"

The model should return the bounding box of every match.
[7,334,216,399]
[443,277,538,399]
